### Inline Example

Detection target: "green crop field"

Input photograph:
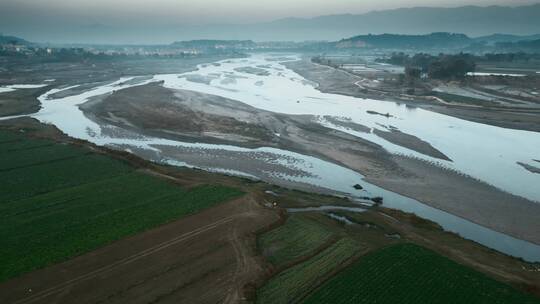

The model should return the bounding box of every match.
[302,243,540,304]
[257,238,361,304]
[0,130,26,143]
[431,91,496,106]
[0,142,89,170]
[0,130,243,281]
[258,214,337,267]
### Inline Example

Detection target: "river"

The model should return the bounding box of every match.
[29,54,540,261]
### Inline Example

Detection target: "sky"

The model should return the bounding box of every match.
[0,0,538,25]
[1,0,539,43]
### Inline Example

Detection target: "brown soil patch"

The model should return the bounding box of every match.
[0,195,280,304]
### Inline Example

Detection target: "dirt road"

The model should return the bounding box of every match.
[0,196,280,304]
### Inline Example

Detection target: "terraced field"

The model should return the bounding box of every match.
[257,237,361,304]
[302,243,540,304]
[0,130,243,282]
[256,213,364,304]
[258,214,338,268]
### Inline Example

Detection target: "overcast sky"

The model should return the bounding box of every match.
[1,0,538,25]
[1,0,539,44]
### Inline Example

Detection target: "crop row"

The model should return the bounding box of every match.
[302,243,540,304]
[0,132,243,281]
[0,143,89,171]
[258,214,337,268]
[257,238,360,304]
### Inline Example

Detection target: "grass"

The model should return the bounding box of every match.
[0,130,25,143]
[257,238,361,304]
[0,154,133,202]
[0,130,243,281]
[258,214,337,268]
[302,243,540,304]
[0,138,53,151]
[431,91,495,106]
[0,142,90,170]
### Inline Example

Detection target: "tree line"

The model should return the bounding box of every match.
[381,52,540,80]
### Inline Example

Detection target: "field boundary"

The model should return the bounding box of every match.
[12,216,240,304]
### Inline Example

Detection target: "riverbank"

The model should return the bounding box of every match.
[3,53,539,257]
[0,118,538,302]
[80,81,540,247]
[285,58,540,133]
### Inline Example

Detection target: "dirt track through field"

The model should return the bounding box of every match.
[12,217,236,304]
[0,196,280,304]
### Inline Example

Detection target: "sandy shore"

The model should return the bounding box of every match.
[366,156,540,244]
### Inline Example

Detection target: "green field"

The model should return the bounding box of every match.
[257,238,361,304]
[302,243,540,304]
[258,214,337,268]
[431,91,496,106]
[0,130,243,281]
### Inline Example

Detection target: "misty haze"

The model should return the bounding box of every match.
[1,1,540,303]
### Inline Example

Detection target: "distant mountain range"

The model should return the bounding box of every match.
[1,4,540,44]
[0,34,31,46]
[245,4,540,41]
[322,32,540,51]
[4,32,540,53]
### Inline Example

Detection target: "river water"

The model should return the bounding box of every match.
[28,54,540,261]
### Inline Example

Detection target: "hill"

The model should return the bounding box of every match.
[333,32,471,50]
[0,34,31,46]
[474,34,540,45]
[496,39,540,52]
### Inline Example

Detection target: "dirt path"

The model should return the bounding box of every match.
[0,195,280,304]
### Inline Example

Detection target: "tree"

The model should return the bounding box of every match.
[405,66,422,79]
